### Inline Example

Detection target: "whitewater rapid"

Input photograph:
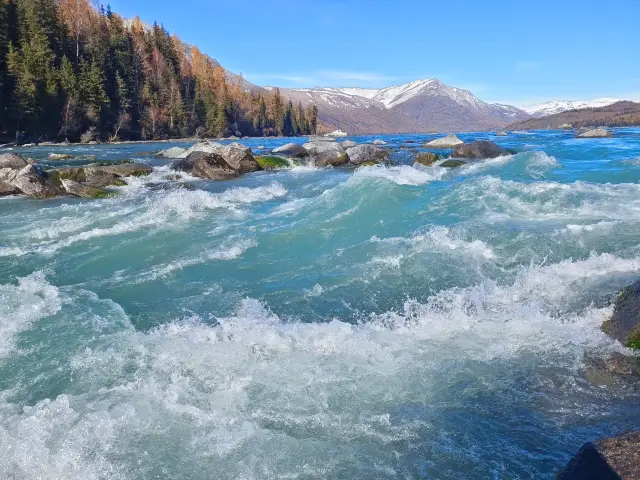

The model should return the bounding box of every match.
[1,131,639,478]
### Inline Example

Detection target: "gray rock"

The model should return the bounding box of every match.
[303,141,348,167]
[345,144,389,165]
[0,153,29,169]
[372,139,387,145]
[272,143,309,158]
[61,179,107,198]
[177,142,261,174]
[48,153,74,160]
[0,179,20,195]
[49,164,152,189]
[440,159,467,168]
[452,141,506,159]
[425,134,464,148]
[558,431,640,480]
[0,164,64,198]
[156,146,187,158]
[93,163,153,178]
[578,128,612,138]
[495,131,508,136]
[172,151,238,180]
[602,280,640,348]
[341,140,357,148]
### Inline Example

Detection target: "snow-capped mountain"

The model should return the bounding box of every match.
[523,98,622,118]
[281,79,531,134]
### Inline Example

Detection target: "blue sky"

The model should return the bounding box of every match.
[108,0,639,106]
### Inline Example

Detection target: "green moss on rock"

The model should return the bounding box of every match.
[256,155,291,170]
[356,161,378,167]
[415,152,441,166]
[440,159,466,168]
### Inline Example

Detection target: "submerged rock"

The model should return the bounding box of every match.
[577,127,612,138]
[414,152,440,166]
[303,141,348,167]
[452,141,506,159]
[602,280,640,349]
[48,153,73,160]
[272,143,308,158]
[255,155,292,170]
[425,134,464,148]
[558,431,640,480]
[345,144,389,165]
[172,151,238,180]
[156,146,187,158]
[440,159,466,168]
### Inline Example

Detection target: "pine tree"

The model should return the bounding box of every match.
[306,104,318,134]
[58,55,82,139]
[273,88,285,136]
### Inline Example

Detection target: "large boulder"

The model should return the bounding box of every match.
[0,164,64,198]
[425,134,464,148]
[558,431,640,480]
[272,143,308,158]
[578,128,612,138]
[156,146,187,158]
[452,141,506,159]
[61,179,108,198]
[345,144,389,165]
[177,142,261,174]
[172,151,238,180]
[0,153,29,169]
[49,163,152,189]
[602,280,640,349]
[303,141,348,167]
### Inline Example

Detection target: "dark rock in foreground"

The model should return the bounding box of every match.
[558,431,640,480]
[452,141,506,159]
[0,159,64,198]
[602,280,640,349]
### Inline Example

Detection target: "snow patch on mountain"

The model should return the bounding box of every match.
[523,98,622,117]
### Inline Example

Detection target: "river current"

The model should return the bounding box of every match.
[1,130,639,479]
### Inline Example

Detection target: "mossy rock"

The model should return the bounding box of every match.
[355,160,378,168]
[440,159,466,168]
[255,155,291,170]
[415,152,441,166]
[163,174,182,181]
[94,159,134,166]
[628,329,640,350]
[47,167,87,187]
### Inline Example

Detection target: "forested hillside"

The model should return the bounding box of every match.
[0,0,318,142]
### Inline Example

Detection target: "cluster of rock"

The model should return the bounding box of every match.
[414,135,510,168]
[158,139,390,179]
[0,153,151,198]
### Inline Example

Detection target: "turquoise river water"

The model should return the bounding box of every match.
[1,130,639,479]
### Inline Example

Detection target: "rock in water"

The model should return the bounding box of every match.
[578,128,612,138]
[602,280,640,349]
[372,139,387,145]
[48,153,74,160]
[558,431,640,480]
[496,131,508,136]
[176,142,261,174]
[49,164,151,189]
[272,143,308,158]
[156,147,187,158]
[345,145,389,165]
[425,134,464,148]
[440,159,467,168]
[172,151,238,180]
[303,141,348,167]
[61,179,108,198]
[414,152,441,166]
[0,153,29,169]
[341,140,357,148]
[0,164,64,198]
[452,141,506,159]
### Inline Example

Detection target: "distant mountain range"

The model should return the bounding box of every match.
[277,79,531,134]
[508,101,640,130]
[521,98,623,118]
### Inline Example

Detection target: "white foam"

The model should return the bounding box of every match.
[352,165,446,186]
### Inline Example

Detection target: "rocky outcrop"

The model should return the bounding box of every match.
[0,164,64,198]
[452,141,506,159]
[425,134,464,148]
[176,142,261,174]
[272,143,308,158]
[60,179,108,198]
[341,140,357,148]
[602,281,640,349]
[172,151,239,180]
[156,146,187,158]
[558,431,640,480]
[577,128,612,138]
[414,152,441,166]
[303,141,348,167]
[48,153,73,160]
[345,144,389,165]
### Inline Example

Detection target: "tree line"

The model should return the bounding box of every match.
[0,0,318,143]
